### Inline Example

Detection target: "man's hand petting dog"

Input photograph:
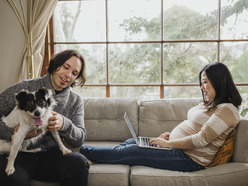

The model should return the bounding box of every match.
[26,128,43,139]
[13,124,43,139]
[48,111,64,132]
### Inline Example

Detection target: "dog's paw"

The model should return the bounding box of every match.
[62,148,72,155]
[22,148,42,153]
[31,148,42,152]
[5,166,15,176]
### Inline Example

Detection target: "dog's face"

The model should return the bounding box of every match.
[15,88,54,127]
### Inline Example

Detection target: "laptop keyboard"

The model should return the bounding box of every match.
[139,137,157,147]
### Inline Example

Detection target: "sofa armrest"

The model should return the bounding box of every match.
[232,119,248,163]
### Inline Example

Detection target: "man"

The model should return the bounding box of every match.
[0,49,89,186]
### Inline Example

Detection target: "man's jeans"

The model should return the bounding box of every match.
[0,148,89,186]
[80,138,204,172]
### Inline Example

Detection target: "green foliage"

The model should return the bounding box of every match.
[231,52,248,83]
[57,0,248,99]
[116,0,248,87]
[240,108,248,117]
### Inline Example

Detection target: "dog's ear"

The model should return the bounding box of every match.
[37,87,53,100]
[15,90,29,103]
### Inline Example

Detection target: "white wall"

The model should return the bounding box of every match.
[0,1,26,93]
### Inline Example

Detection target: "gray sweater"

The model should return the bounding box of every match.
[0,74,86,150]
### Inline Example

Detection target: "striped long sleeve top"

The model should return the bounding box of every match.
[169,102,240,167]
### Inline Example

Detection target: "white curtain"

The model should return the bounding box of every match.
[18,0,58,80]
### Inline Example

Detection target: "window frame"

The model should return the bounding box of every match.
[43,0,248,99]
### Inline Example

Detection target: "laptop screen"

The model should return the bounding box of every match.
[124,112,138,140]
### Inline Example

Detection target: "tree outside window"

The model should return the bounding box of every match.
[51,0,248,107]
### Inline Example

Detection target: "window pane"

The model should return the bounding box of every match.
[220,42,248,84]
[221,0,248,39]
[108,0,161,41]
[164,86,201,98]
[109,44,161,84]
[111,86,160,100]
[72,86,106,98]
[163,0,218,40]
[54,1,106,42]
[163,42,217,83]
[55,44,106,84]
[238,86,248,109]
[52,0,248,100]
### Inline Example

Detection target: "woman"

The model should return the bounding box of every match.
[80,62,242,172]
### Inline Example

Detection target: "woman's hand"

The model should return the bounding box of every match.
[149,137,170,148]
[159,132,170,140]
[47,111,64,132]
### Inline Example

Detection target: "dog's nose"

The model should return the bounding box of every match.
[34,110,40,117]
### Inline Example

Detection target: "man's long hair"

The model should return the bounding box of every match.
[48,49,86,87]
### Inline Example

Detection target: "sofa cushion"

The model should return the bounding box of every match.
[84,98,138,141]
[130,163,248,186]
[89,164,130,186]
[232,119,248,163]
[83,141,130,186]
[84,141,121,147]
[139,98,201,137]
[31,165,130,186]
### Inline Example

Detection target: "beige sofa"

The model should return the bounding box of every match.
[31,98,248,186]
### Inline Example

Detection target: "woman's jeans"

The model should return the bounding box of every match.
[80,138,204,172]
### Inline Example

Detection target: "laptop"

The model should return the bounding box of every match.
[124,112,171,150]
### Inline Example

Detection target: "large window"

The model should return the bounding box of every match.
[50,0,248,103]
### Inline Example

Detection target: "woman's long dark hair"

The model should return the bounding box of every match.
[48,49,86,87]
[199,62,242,110]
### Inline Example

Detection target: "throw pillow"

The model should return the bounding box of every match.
[206,129,236,168]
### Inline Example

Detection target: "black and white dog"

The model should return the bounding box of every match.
[0,88,71,175]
